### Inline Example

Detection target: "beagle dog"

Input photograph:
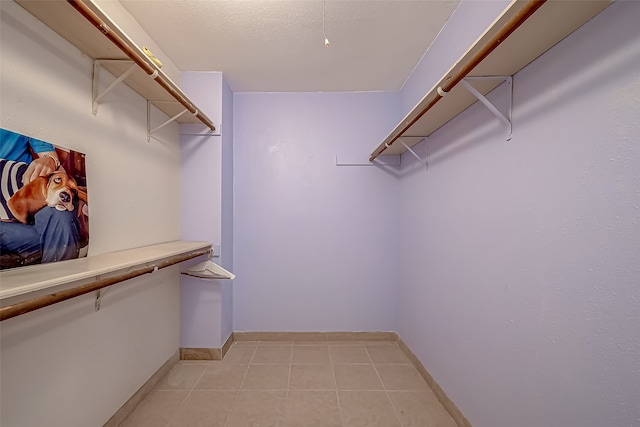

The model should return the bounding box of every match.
[7,170,85,224]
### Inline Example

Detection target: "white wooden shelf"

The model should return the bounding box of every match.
[0,241,211,319]
[370,0,611,161]
[15,0,216,133]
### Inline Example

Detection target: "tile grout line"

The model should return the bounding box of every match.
[367,345,406,427]
[236,344,258,390]
[222,344,258,427]
[217,387,409,392]
[329,343,346,427]
[286,342,293,396]
[163,364,208,427]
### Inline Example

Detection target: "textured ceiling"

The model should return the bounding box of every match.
[119,0,460,92]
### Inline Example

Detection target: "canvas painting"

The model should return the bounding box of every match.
[0,128,89,270]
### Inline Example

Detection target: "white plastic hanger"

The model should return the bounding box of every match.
[181,251,235,280]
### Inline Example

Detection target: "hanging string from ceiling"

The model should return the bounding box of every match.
[323,0,330,47]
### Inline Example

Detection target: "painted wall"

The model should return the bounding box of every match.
[220,77,234,342]
[95,0,181,84]
[400,0,509,116]
[1,1,183,426]
[232,91,402,332]
[396,1,640,426]
[179,72,234,348]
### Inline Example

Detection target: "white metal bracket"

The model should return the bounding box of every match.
[147,101,194,142]
[461,76,513,140]
[398,137,429,170]
[92,60,136,116]
[95,287,109,311]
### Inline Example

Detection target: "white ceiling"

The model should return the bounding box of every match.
[119,0,460,92]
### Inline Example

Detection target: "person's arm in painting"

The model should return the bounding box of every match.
[22,151,60,184]
[0,129,61,184]
[22,139,61,185]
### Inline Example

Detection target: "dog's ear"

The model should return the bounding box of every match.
[7,176,48,224]
[76,187,88,203]
[7,195,29,223]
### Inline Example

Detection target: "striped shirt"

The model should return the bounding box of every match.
[0,159,28,221]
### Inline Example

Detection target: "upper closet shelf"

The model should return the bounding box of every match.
[15,0,216,133]
[370,0,611,161]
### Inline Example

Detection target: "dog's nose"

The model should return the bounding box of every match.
[60,192,71,203]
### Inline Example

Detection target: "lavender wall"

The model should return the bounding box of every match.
[232,91,401,332]
[220,76,234,342]
[396,1,640,426]
[180,72,230,348]
[400,0,510,115]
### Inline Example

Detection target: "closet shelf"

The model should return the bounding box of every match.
[15,0,215,132]
[0,241,212,321]
[370,0,611,161]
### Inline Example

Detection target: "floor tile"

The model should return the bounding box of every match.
[292,345,330,364]
[241,364,290,390]
[154,363,207,391]
[194,363,248,390]
[366,345,411,364]
[330,346,371,364]
[120,390,188,427]
[232,341,258,346]
[326,332,395,342]
[333,364,384,390]
[339,391,401,427]
[289,364,336,390]
[252,345,292,364]
[167,391,236,427]
[225,391,287,427]
[358,340,397,346]
[223,345,256,364]
[387,391,457,427]
[124,339,458,427]
[375,364,429,391]
[284,391,341,427]
[257,340,294,346]
[292,340,329,345]
[326,340,368,346]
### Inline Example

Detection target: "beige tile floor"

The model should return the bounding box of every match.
[120,340,457,427]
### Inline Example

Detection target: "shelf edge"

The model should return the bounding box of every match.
[369,0,611,161]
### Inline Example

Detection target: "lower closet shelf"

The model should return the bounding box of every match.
[0,240,211,319]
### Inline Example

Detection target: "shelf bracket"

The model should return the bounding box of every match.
[398,137,428,170]
[92,60,136,116]
[147,101,192,142]
[461,76,512,140]
[95,287,109,311]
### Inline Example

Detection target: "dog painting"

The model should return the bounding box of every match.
[6,168,87,224]
[0,129,89,270]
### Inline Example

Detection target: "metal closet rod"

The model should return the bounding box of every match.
[67,0,216,132]
[369,0,546,162]
[0,247,211,322]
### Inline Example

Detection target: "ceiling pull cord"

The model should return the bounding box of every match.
[323,0,330,47]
